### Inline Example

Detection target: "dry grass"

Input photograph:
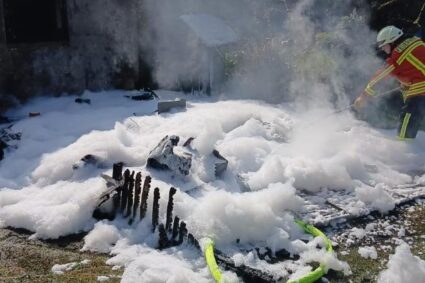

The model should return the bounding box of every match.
[0,229,122,283]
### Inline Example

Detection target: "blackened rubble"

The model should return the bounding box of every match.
[92,164,295,283]
[147,135,192,176]
[147,135,229,177]
[92,164,199,250]
[0,125,21,161]
[184,137,229,177]
[74,98,91,104]
[72,154,106,170]
[0,140,6,160]
[125,88,159,101]
[157,98,187,114]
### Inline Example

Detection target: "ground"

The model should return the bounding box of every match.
[0,203,424,283]
[0,229,122,283]
[328,202,425,282]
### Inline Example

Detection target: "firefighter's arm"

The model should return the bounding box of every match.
[364,64,396,96]
[354,64,395,109]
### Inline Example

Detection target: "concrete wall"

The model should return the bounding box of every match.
[0,0,154,112]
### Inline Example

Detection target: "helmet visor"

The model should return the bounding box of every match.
[377,40,386,48]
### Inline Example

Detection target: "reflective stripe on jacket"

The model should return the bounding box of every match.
[364,36,425,100]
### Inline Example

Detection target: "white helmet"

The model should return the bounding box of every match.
[376,26,403,48]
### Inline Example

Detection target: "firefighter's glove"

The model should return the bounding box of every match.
[400,84,410,92]
[354,93,368,110]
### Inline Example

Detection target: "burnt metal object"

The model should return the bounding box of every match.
[182,137,227,177]
[75,98,91,104]
[212,149,228,176]
[147,135,192,176]
[29,112,41,117]
[157,98,186,114]
[125,89,159,101]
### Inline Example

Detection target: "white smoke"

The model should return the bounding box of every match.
[140,0,385,111]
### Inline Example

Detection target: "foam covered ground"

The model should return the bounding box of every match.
[1,90,425,281]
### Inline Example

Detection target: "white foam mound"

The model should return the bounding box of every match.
[81,221,121,253]
[358,246,377,259]
[378,243,425,283]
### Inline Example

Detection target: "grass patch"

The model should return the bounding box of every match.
[0,228,122,283]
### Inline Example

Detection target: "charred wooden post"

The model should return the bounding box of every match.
[187,233,194,245]
[112,189,120,219]
[172,216,180,241]
[140,176,151,220]
[151,188,160,232]
[214,252,277,283]
[125,171,135,218]
[112,162,124,180]
[158,224,169,249]
[165,187,176,232]
[188,233,199,249]
[178,221,187,244]
[131,172,142,222]
[112,178,123,219]
[120,169,130,214]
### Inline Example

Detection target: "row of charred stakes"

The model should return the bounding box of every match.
[92,162,199,250]
[92,162,279,283]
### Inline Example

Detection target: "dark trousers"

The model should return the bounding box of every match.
[398,95,425,139]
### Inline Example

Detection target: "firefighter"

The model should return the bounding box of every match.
[354,25,425,140]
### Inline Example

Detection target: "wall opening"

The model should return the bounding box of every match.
[3,0,69,45]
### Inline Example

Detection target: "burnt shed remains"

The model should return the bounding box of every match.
[0,0,154,112]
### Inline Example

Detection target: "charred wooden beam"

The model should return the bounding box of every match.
[125,171,135,219]
[215,251,279,283]
[131,172,142,223]
[187,233,200,249]
[112,162,124,180]
[140,176,151,220]
[112,191,120,219]
[120,169,130,214]
[172,216,180,241]
[158,224,169,250]
[166,187,176,231]
[178,221,187,244]
[152,188,160,232]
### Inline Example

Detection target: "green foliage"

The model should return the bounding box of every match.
[223,51,241,80]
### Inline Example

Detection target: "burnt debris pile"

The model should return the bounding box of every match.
[0,124,21,161]
[147,135,192,176]
[92,162,199,250]
[91,162,293,283]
